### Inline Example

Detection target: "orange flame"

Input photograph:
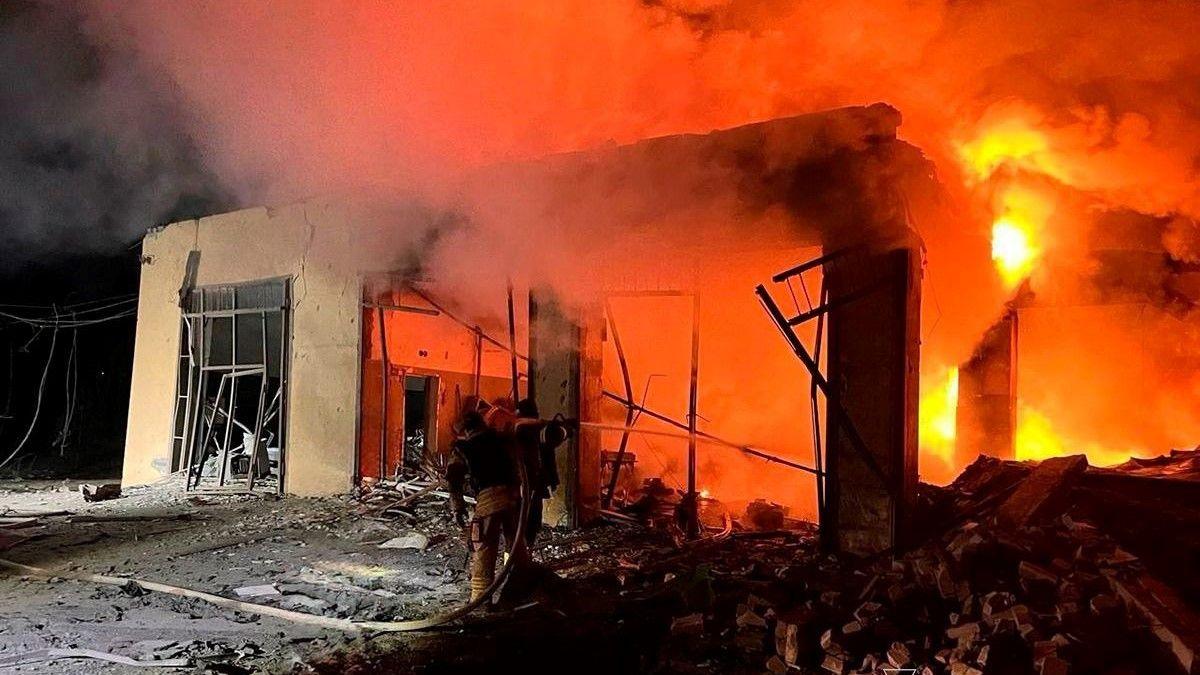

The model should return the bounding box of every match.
[991,216,1036,287]
[918,367,959,464]
[1015,401,1148,467]
[989,184,1052,289]
[958,118,1052,182]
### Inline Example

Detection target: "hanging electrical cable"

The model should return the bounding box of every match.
[0,307,135,329]
[0,293,136,312]
[0,293,136,328]
[0,324,60,473]
[56,328,79,454]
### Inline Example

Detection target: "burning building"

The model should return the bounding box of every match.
[121,103,934,554]
[3,2,1198,671]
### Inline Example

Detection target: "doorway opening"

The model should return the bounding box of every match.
[403,374,439,470]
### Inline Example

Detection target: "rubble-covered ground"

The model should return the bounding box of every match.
[0,476,477,673]
[1,451,1198,674]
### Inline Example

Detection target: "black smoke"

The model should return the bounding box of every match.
[0,0,230,271]
[0,1,230,476]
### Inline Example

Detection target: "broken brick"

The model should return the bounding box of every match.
[886,641,912,667]
[775,621,800,665]
[997,455,1088,528]
[852,601,882,624]
[1038,656,1070,675]
[946,622,980,650]
[670,613,704,636]
[949,661,983,675]
[765,655,789,674]
[821,652,848,674]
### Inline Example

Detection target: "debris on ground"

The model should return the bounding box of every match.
[1,451,1198,673]
[378,532,430,550]
[79,483,122,502]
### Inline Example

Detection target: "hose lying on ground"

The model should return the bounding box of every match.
[0,467,533,634]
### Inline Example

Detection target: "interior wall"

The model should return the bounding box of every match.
[358,357,514,479]
[358,288,527,480]
[955,311,1017,464]
[123,201,365,495]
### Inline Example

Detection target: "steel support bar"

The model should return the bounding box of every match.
[755,284,894,496]
[246,311,269,492]
[602,290,691,298]
[686,294,701,538]
[364,301,441,317]
[600,391,821,475]
[810,281,827,524]
[200,365,266,373]
[472,328,482,396]
[183,307,285,319]
[506,281,520,402]
[407,286,530,363]
[601,302,636,509]
[378,306,390,479]
[785,280,887,326]
[770,247,852,283]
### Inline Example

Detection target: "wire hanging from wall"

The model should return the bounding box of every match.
[55,328,79,455]
[0,323,60,473]
[0,292,135,473]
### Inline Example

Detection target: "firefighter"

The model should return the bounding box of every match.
[513,398,571,547]
[445,399,526,603]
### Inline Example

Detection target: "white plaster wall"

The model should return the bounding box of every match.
[121,219,196,486]
[122,201,364,495]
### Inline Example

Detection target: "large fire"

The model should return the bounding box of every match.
[1015,403,1146,467]
[957,116,1054,184]
[85,1,1200,497]
[987,183,1051,288]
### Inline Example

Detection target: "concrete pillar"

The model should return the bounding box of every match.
[823,246,921,555]
[956,311,1017,463]
[528,289,603,528]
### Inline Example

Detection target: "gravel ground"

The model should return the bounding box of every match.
[0,477,476,673]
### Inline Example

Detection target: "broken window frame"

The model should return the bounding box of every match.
[170,277,291,495]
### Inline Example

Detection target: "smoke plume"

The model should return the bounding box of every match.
[65,0,1200,494]
[0,0,228,270]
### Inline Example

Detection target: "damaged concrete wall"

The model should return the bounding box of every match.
[823,245,921,555]
[123,201,364,495]
[529,290,605,527]
[955,311,1017,463]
